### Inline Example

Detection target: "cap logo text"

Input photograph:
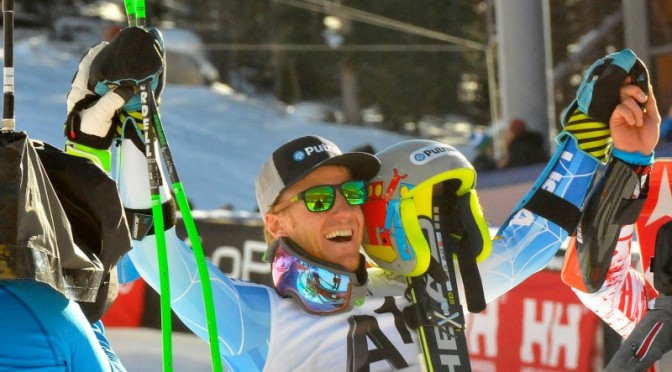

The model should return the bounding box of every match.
[304,144,339,157]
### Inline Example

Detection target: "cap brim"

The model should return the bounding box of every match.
[279,152,380,197]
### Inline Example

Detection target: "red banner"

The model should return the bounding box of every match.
[102,279,147,327]
[467,269,599,371]
[636,159,672,273]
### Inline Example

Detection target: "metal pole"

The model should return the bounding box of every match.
[2,0,15,131]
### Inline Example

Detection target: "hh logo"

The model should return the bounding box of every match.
[467,298,584,370]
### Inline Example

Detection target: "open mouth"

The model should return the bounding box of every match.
[325,229,353,243]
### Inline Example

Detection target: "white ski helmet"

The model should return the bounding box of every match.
[362,139,491,276]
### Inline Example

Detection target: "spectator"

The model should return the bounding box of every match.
[499,118,549,168]
[470,133,497,171]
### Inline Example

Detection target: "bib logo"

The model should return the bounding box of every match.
[410,144,455,165]
[293,143,339,162]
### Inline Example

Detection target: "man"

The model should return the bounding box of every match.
[65,27,659,371]
[498,118,549,168]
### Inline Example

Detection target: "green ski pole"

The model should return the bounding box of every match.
[123,1,222,370]
[147,84,223,372]
[141,82,173,372]
[124,1,173,370]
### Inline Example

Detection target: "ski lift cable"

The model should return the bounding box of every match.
[270,0,486,51]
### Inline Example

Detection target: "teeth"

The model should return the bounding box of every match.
[325,229,352,239]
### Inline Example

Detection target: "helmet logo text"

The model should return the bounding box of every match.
[410,145,455,165]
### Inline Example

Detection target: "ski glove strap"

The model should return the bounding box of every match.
[562,108,611,163]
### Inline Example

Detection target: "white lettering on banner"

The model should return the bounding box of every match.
[212,246,242,277]
[118,281,136,295]
[520,299,581,369]
[241,240,270,280]
[466,300,499,357]
[211,240,270,280]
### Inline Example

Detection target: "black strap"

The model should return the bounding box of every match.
[124,198,176,240]
[456,237,486,313]
[525,188,581,233]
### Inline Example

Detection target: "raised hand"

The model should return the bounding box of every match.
[64,27,165,170]
[610,83,661,155]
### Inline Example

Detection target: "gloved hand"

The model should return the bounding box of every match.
[88,26,165,112]
[64,27,165,171]
[605,296,672,372]
[561,49,650,163]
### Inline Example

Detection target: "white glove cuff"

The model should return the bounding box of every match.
[79,91,126,137]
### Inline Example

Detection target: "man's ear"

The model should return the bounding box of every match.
[265,213,288,238]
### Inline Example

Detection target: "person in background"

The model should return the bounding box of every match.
[498,118,549,168]
[0,28,140,372]
[470,132,497,171]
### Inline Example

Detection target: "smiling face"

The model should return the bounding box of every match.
[264,165,364,271]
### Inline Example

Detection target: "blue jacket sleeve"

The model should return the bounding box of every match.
[128,228,272,371]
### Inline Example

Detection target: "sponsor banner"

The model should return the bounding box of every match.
[467,269,599,371]
[636,159,672,273]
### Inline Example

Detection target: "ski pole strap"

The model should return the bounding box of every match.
[403,270,465,331]
[124,198,176,240]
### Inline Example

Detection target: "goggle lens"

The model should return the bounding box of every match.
[272,242,353,313]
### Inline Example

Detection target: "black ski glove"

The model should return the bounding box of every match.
[89,26,165,112]
[64,27,165,166]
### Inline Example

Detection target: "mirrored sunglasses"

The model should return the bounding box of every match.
[277,180,367,213]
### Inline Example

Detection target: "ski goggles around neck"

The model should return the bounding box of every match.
[269,239,367,315]
[274,179,367,213]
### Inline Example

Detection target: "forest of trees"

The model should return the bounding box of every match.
[13,0,626,135]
